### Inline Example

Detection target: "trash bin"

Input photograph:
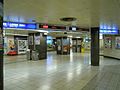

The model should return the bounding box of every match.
[26,49,30,60]
[32,50,39,61]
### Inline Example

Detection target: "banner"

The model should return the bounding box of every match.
[115,37,120,49]
[104,36,112,48]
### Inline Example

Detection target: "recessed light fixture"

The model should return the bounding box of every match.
[60,17,77,22]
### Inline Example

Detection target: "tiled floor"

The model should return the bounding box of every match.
[4,55,27,64]
[4,51,120,90]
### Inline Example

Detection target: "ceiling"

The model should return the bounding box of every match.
[4,0,120,29]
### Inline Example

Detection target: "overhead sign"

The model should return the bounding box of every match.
[39,24,66,30]
[69,26,79,31]
[100,29,118,34]
[100,24,119,34]
[3,22,37,29]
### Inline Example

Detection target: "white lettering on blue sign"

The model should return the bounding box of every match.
[3,22,7,27]
[100,29,118,34]
[3,22,36,29]
[9,23,18,27]
[112,31,116,32]
[19,24,26,27]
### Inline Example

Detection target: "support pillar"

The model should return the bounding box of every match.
[0,0,3,90]
[91,27,99,66]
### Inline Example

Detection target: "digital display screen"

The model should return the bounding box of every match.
[72,27,76,30]
[3,22,37,29]
[69,26,79,31]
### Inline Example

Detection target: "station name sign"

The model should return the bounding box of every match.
[3,22,37,29]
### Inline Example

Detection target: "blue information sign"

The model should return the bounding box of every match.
[3,22,37,29]
[100,29,118,34]
[100,24,119,34]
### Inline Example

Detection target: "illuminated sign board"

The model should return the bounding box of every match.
[39,24,66,30]
[43,25,48,29]
[3,22,37,29]
[72,27,76,31]
[69,26,79,31]
[100,29,118,34]
[39,24,89,31]
[100,24,119,34]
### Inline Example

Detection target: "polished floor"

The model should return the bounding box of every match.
[4,55,27,64]
[4,51,120,90]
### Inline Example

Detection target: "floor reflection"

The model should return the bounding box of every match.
[4,51,120,90]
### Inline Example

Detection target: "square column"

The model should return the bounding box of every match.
[0,1,3,90]
[91,27,99,66]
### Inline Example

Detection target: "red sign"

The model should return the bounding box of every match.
[39,24,66,30]
[43,25,48,29]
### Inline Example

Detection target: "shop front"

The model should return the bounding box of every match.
[3,21,37,55]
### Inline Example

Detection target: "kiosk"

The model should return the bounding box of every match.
[28,32,47,60]
[56,37,70,55]
[72,38,83,53]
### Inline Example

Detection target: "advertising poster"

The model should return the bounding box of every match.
[115,37,120,49]
[28,36,33,45]
[72,40,76,45]
[77,40,82,45]
[35,35,40,45]
[58,46,61,50]
[63,39,69,45]
[63,38,69,52]
[8,39,15,50]
[57,39,61,51]
[18,40,27,54]
[57,39,61,45]
[104,36,112,48]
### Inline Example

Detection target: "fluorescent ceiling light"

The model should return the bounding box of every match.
[76,37,81,38]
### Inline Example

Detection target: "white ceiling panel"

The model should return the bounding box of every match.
[4,0,120,28]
